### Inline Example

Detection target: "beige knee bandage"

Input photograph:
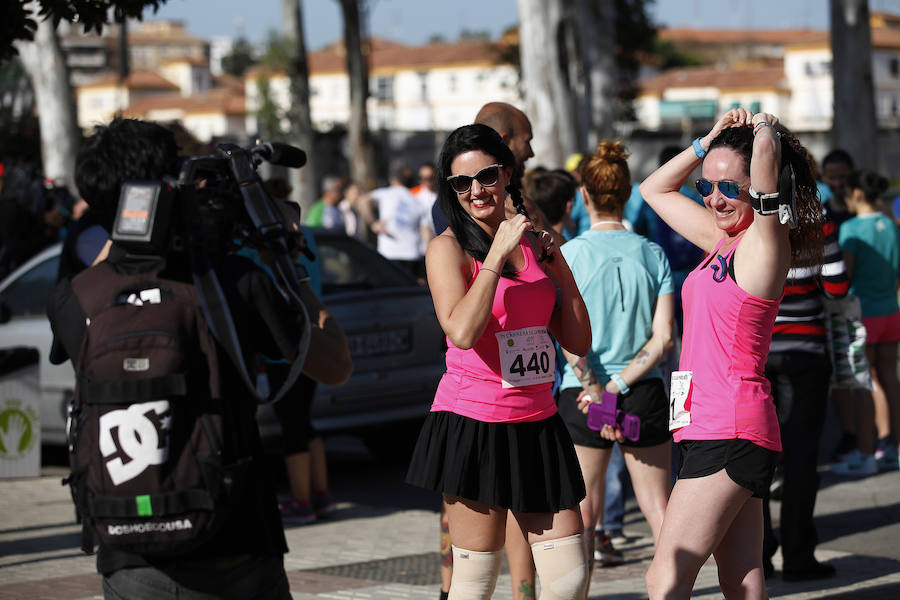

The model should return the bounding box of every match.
[447,546,503,600]
[531,534,589,600]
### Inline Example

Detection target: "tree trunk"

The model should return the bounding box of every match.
[517,0,579,167]
[13,18,79,195]
[339,0,375,190]
[830,0,878,168]
[577,0,616,146]
[282,0,318,213]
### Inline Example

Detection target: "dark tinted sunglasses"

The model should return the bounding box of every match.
[447,164,503,194]
[695,178,742,199]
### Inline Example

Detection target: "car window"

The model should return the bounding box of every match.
[316,236,415,294]
[0,256,59,318]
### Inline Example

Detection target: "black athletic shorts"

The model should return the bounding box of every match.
[677,438,778,498]
[557,378,671,449]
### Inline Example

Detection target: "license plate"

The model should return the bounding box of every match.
[348,328,411,357]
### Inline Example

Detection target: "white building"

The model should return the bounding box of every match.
[77,70,179,130]
[245,38,522,135]
[637,15,900,133]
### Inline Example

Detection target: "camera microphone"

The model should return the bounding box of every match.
[254,142,307,169]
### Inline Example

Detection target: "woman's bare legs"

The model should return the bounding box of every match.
[713,497,768,599]
[622,442,672,544]
[870,342,900,455]
[443,494,508,551]
[645,470,755,599]
[440,502,453,596]
[572,444,612,599]
[506,513,537,599]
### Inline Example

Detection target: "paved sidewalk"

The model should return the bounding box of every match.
[1,458,899,599]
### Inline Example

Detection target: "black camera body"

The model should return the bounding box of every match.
[111,141,306,260]
[108,141,312,405]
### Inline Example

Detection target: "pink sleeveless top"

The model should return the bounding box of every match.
[430,239,558,423]
[675,235,782,451]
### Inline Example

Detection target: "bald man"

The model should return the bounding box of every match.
[474,102,534,177]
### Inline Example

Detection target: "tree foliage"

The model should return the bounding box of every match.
[221,37,258,77]
[1,0,167,61]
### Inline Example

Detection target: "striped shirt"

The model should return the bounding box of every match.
[770,216,849,354]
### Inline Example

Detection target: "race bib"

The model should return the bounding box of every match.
[496,327,555,388]
[669,370,692,431]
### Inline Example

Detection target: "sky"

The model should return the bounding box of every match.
[148,0,900,51]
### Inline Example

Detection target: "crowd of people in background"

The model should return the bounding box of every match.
[3,97,900,600]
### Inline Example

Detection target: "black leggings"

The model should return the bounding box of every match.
[268,365,318,454]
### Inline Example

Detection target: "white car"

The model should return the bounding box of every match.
[0,231,445,457]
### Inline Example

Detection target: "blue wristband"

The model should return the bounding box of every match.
[692,137,707,159]
[611,373,630,395]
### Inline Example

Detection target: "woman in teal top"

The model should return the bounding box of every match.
[839,168,900,469]
[557,141,675,580]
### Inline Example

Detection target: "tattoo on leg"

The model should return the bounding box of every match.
[440,522,453,568]
[518,580,535,599]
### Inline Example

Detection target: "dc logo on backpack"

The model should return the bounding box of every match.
[99,400,171,486]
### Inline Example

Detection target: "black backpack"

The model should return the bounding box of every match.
[65,261,251,556]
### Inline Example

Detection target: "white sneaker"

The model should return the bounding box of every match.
[831,450,877,477]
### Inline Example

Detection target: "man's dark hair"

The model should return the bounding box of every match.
[529,171,576,227]
[75,118,179,232]
[822,148,854,170]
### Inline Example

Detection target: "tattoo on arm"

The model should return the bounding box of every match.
[635,349,650,366]
[572,357,598,386]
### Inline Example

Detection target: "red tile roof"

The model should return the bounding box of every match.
[659,25,900,50]
[247,37,508,78]
[638,65,787,95]
[659,27,827,46]
[78,69,179,90]
[122,87,244,117]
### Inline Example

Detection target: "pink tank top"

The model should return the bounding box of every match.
[431,239,558,423]
[675,235,782,451]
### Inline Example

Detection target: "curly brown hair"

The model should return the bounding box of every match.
[581,140,631,215]
[708,127,823,269]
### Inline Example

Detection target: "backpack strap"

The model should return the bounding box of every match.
[190,247,308,404]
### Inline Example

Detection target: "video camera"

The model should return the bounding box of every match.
[108,141,312,404]
[111,141,309,260]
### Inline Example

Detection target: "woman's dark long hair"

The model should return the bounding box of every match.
[437,124,524,275]
[708,126,824,269]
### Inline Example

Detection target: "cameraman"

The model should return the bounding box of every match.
[47,118,352,599]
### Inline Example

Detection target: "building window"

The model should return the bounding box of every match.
[891,58,900,77]
[448,74,457,93]
[375,76,394,102]
[418,72,428,101]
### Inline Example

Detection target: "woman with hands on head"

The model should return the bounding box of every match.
[639,108,823,599]
[406,124,591,600]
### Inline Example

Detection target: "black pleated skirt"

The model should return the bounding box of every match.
[405,410,586,513]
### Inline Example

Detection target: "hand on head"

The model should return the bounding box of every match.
[708,108,780,141]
